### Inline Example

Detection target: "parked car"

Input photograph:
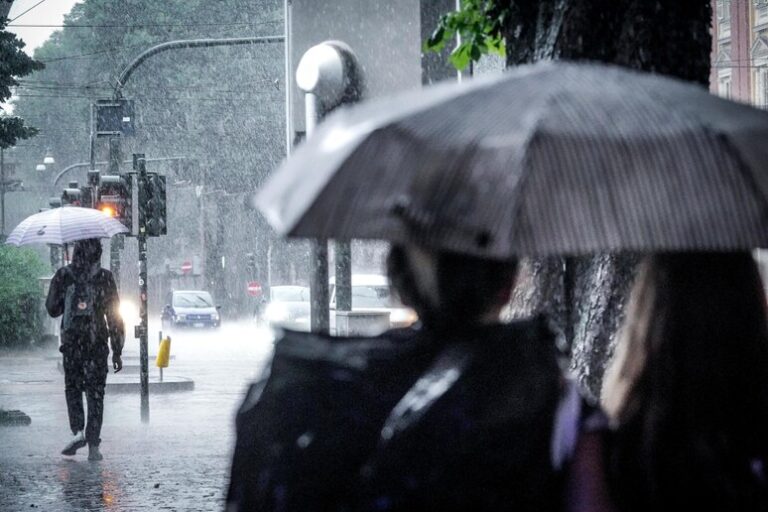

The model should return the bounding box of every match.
[330,274,418,331]
[258,285,311,331]
[161,290,221,330]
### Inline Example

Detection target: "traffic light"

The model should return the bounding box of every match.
[142,173,167,237]
[246,252,256,276]
[79,186,94,208]
[98,174,133,230]
[61,187,82,206]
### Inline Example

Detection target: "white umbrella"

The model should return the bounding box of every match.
[4,206,128,247]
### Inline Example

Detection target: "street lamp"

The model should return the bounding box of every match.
[296,41,364,333]
[296,41,364,124]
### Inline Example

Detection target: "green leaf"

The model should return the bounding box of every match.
[449,43,472,71]
[424,25,447,52]
[424,0,509,70]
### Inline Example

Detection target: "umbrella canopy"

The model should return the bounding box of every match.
[5,206,128,246]
[258,61,768,258]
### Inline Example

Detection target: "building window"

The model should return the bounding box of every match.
[718,0,731,20]
[718,0,732,39]
[756,0,768,26]
[718,73,733,100]
[754,66,768,108]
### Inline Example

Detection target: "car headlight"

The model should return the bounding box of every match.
[390,308,418,326]
[212,311,220,321]
[264,303,290,323]
[174,313,187,321]
[118,300,138,324]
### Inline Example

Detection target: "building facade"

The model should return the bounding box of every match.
[712,1,768,280]
[711,0,768,105]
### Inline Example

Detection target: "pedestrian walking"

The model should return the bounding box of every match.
[227,244,611,511]
[601,253,768,511]
[45,238,124,461]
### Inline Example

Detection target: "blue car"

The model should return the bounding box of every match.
[161,290,221,330]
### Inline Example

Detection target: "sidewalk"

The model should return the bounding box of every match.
[0,323,274,511]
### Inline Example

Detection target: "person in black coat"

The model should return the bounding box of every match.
[46,238,124,461]
[226,244,612,511]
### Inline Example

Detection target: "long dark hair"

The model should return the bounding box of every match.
[386,244,517,332]
[602,252,768,510]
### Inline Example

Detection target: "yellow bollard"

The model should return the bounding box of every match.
[156,336,171,368]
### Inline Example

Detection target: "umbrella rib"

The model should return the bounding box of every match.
[708,128,768,232]
[507,79,561,254]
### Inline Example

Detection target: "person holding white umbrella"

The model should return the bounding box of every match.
[45,238,124,461]
[6,206,128,461]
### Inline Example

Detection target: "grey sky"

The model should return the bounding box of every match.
[7,0,80,56]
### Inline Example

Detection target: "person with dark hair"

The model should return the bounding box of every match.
[46,238,124,461]
[227,243,611,511]
[601,252,768,511]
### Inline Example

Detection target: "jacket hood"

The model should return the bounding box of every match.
[71,238,102,274]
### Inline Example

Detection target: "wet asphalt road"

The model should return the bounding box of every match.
[0,320,275,511]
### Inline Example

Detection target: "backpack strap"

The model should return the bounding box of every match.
[550,378,582,471]
[550,378,611,470]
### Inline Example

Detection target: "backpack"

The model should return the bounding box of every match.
[228,318,566,512]
[62,267,99,338]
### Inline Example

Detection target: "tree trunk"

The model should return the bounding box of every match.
[498,0,711,398]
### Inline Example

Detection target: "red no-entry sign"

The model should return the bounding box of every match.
[247,281,263,297]
[180,261,193,274]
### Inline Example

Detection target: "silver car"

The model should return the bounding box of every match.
[330,274,418,332]
[259,285,311,331]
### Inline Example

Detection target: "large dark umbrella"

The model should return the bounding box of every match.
[258,61,768,258]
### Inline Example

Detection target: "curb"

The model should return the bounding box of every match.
[0,409,32,426]
[105,376,195,394]
[57,357,176,374]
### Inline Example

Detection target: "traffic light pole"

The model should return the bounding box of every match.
[108,138,122,289]
[138,230,149,423]
[135,155,150,423]
[111,236,123,290]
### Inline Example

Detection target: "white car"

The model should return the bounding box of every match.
[329,274,418,330]
[259,285,311,331]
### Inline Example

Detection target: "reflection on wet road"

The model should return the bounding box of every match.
[0,321,275,511]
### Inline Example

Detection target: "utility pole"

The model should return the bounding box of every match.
[135,154,150,423]
[296,41,363,332]
[215,198,227,309]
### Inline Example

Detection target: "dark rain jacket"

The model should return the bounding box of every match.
[227,317,565,512]
[46,264,124,358]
